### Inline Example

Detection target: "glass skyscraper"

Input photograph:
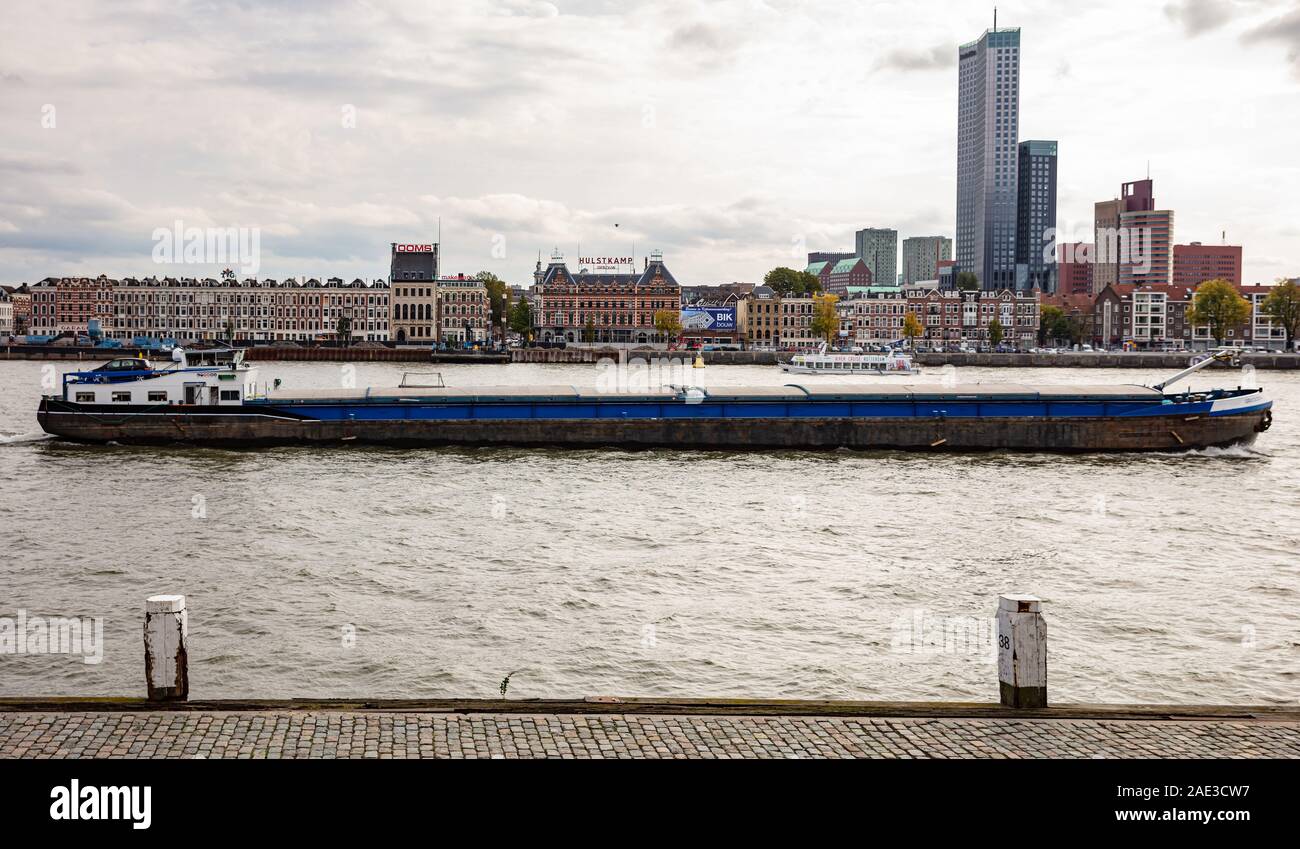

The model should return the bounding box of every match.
[956,27,1020,290]
[1015,140,1058,293]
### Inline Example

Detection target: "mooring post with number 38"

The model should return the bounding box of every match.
[996,594,1046,708]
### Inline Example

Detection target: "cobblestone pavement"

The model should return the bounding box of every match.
[2,711,1298,758]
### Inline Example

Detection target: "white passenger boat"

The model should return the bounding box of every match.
[780,345,920,376]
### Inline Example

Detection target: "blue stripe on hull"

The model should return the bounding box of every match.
[261,398,1258,423]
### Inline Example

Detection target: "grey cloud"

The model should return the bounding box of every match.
[874,44,955,72]
[215,68,542,114]
[669,22,726,51]
[1243,7,1300,72]
[1164,0,1235,36]
[0,153,83,176]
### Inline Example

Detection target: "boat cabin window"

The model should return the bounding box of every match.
[75,392,95,403]
[112,391,131,402]
[220,390,240,402]
[147,391,168,402]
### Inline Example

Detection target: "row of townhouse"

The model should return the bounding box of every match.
[741,284,1039,349]
[22,273,490,345]
[1045,279,1296,350]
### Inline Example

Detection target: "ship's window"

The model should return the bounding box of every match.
[75,392,95,403]
[220,390,240,401]
[112,391,131,402]
[148,391,167,402]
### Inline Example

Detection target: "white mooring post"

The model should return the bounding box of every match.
[144,594,189,701]
[996,594,1047,708]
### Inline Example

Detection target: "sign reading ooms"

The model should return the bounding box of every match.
[681,307,736,331]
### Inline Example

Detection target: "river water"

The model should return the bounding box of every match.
[1,358,1297,705]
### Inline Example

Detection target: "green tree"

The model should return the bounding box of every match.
[809,293,840,344]
[988,318,1004,348]
[902,311,923,348]
[1064,314,1088,347]
[1038,305,1065,345]
[1187,278,1251,345]
[507,298,533,340]
[475,271,510,330]
[583,316,596,344]
[223,319,235,345]
[653,308,682,342]
[956,271,979,291]
[764,267,822,297]
[1261,278,1300,349]
[336,314,352,346]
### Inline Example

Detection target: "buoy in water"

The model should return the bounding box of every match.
[693,353,705,369]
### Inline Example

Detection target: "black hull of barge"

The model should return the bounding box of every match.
[37,402,1269,453]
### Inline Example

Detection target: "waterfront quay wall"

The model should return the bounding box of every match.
[914,351,1300,370]
[5,343,1298,368]
[511,348,1300,369]
[244,346,508,364]
[511,347,779,365]
[0,344,507,364]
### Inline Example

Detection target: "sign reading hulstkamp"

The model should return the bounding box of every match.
[681,307,736,331]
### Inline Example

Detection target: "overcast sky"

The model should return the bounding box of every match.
[1,0,1298,287]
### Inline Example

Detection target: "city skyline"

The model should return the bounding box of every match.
[1,0,1298,287]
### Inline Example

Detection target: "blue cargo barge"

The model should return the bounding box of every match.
[36,349,1273,452]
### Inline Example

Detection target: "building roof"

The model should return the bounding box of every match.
[804,261,829,276]
[829,258,863,274]
[845,285,902,297]
[537,256,679,290]
[1040,292,1095,312]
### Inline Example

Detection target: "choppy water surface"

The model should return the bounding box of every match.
[1,358,1297,704]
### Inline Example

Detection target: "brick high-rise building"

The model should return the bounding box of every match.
[1118,208,1174,287]
[1093,198,1122,294]
[1096,179,1174,288]
[1056,243,1094,296]
[956,26,1020,290]
[1173,242,1242,288]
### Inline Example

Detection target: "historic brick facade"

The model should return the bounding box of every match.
[534,251,680,345]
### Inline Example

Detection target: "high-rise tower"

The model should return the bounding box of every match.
[1015,140,1057,292]
[956,25,1020,290]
